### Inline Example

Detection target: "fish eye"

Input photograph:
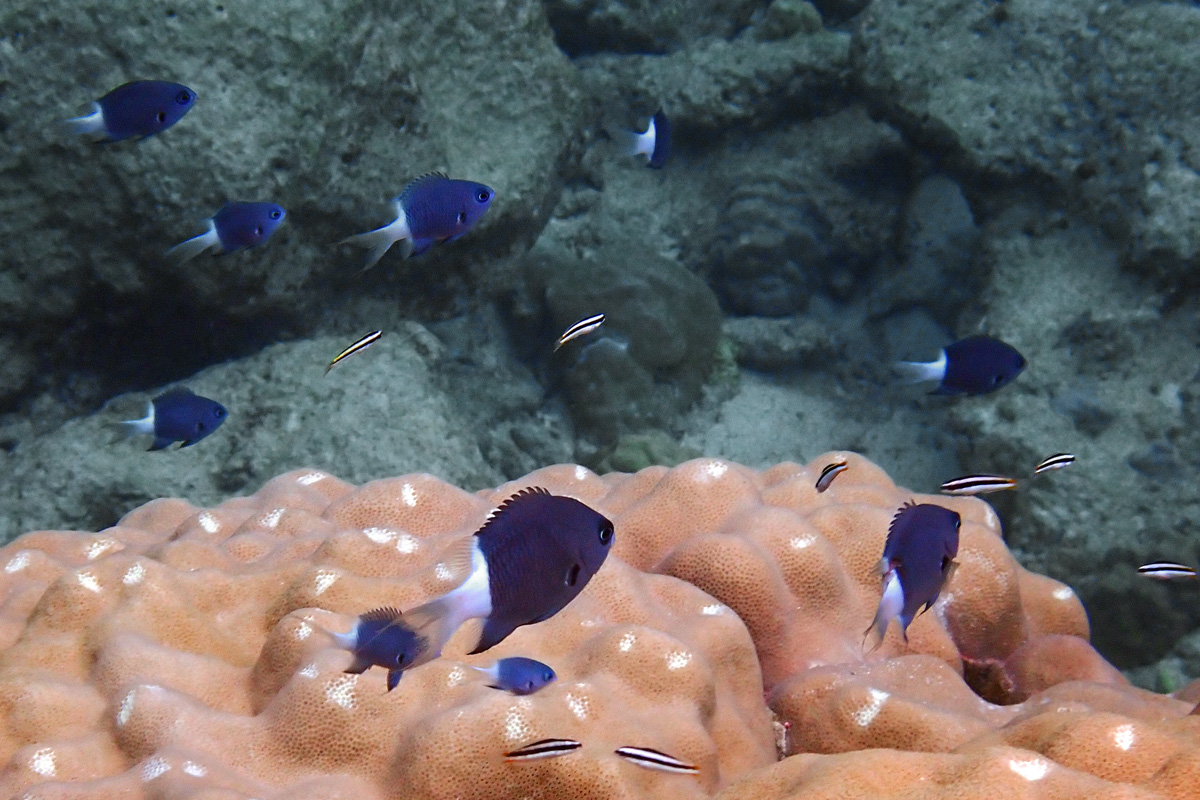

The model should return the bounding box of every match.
[156,111,166,123]
[270,210,282,219]
[565,563,581,587]
[214,408,226,418]
[598,521,614,545]
[176,90,192,104]
[254,225,264,236]
[955,518,961,529]
[476,189,490,202]
[456,211,467,224]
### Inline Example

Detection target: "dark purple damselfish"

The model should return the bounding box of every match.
[68,80,196,141]
[936,335,1026,396]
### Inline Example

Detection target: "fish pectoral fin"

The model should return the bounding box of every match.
[148,437,175,451]
[345,654,373,674]
[386,669,404,691]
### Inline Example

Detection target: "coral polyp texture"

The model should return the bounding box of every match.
[0,455,1198,798]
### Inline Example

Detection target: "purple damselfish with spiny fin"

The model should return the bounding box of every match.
[330,607,426,691]
[473,656,557,695]
[864,501,961,651]
[118,386,227,451]
[168,202,287,265]
[336,488,614,688]
[340,172,494,270]
[899,334,1026,396]
[66,80,196,142]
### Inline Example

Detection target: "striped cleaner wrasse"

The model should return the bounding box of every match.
[326,330,382,374]
[554,313,606,351]
[939,474,1018,496]
[613,746,698,774]
[815,461,848,493]
[1138,562,1198,581]
[504,738,582,761]
[1033,453,1076,475]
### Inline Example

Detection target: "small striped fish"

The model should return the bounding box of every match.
[504,738,582,761]
[1138,562,1198,581]
[613,746,698,774]
[815,461,848,493]
[326,330,382,374]
[939,474,1018,496]
[1033,453,1076,475]
[554,313,605,351]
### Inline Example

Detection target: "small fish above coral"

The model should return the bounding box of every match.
[613,746,698,774]
[864,501,961,651]
[504,738,582,762]
[939,474,1018,496]
[328,606,426,692]
[815,461,848,493]
[340,172,494,270]
[326,488,614,688]
[168,202,287,265]
[66,80,196,141]
[471,656,556,695]
[898,335,1026,396]
[624,108,671,169]
[117,386,227,451]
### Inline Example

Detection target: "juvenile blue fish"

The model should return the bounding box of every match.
[349,488,614,685]
[330,606,425,691]
[119,386,227,451]
[864,501,961,651]
[340,172,495,270]
[66,80,196,142]
[625,108,671,169]
[899,335,1026,396]
[472,656,557,695]
[168,202,287,265]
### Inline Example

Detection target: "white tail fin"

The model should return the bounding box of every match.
[863,570,904,653]
[167,224,220,266]
[622,125,655,159]
[339,202,411,272]
[895,350,947,385]
[116,402,155,439]
[64,104,105,137]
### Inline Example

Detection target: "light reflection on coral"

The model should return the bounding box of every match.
[324,675,358,710]
[565,691,590,720]
[402,483,418,507]
[618,631,637,652]
[313,570,339,595]
[4,551,30,573]
[122,562,146,585]
[1113,723,1136,751]
[198,512,220,533]
[1008,757,1050,781]
[28,747,55,777]
[851,688,889,727]
[76,570,101,593]
[666,650,692,670]
[297,471,326,486]
[141,755,170,781]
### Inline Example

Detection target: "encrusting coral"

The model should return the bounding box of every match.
[0,455,1197,798]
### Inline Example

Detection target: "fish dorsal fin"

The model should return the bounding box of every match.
[883,500,919,558]
[476,486,552,537]
[360,606,403,624]
[155,385,195,401]
[398,171,450,203]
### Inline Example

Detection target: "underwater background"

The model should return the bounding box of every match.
[2,0,1200,701]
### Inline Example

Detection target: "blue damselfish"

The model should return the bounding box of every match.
[119,387,227,451]
[900,335,1026,396]
[332,488,613,689]
[66,80,196,142]
[864,502,961,650]
[340,172,494,270]
[168,202,287,265]
[474,656,557,695]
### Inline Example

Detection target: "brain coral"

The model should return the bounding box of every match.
[0,455,1197,798]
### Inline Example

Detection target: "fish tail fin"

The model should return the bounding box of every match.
[328,628,356,651]
[64,104,104,137]
[895,352,947,385]
[862,571,904,654]
[340,204,411,272]
[620,128,652,158]
[862,607,889,654]
[167,225,220,266]
[115,402,155,440]
[395,596,464,669]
